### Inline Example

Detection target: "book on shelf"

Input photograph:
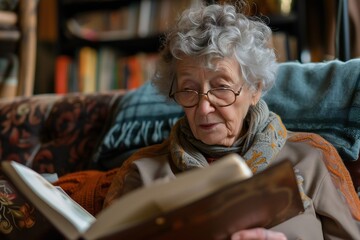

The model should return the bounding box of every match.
[126,55,144,89]
[78,46,97,93]
[54,55,72,94]
[56,49,160,93]
[137,0,154,37]
[97,47,116,92]
[68,58,79,93]
[66,3,139,41]
[0,153,304,240]
[150,0,203,35]
[124,53,159,89]
[271,32,298,62]
[0,29,20,41]
[115,55,128,89]
[64,0,204,41]
[0,10,17,26]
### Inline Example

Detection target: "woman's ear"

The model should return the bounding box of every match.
[251,83,263,105]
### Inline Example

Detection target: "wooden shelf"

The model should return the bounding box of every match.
[60,34,162,56]
[264,14,299,36]
[59,0,141,14]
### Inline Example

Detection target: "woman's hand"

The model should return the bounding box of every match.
[231,228,287,240]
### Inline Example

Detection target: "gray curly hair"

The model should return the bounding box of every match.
[152,2,278,97]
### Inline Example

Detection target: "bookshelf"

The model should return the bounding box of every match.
[265,0,307,62]
[55,0,206,94]
[58,0,149,56]
[54,0,306,94]
[217,0,307,62]
[0,0,38,98]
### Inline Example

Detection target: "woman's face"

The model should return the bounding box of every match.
[175,56,262,146]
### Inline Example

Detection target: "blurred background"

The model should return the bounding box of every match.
[1,0,359,97]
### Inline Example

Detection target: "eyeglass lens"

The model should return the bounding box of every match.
[174,89,237,107]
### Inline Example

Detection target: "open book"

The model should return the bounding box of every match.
[0,154,304,240]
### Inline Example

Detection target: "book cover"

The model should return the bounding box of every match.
[54,55,71,94]
[125,55,143,90]
[0,10,17,26]
[0,29,20,41]
[137,0,153,37]
[66,3,139,41]
[115,56,127,89]
[97,47,116,92]
[67,59,79,93]
[78,46,97,93]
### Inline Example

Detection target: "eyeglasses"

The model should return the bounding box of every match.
[169,84,244,108]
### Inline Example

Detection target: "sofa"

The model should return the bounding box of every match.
[0,59,359,238]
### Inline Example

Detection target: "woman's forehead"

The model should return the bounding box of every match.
[176,55,239,71]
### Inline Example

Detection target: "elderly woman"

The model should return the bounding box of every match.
[62,2,360,240]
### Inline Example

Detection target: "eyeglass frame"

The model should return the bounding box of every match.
[168,79,244,108]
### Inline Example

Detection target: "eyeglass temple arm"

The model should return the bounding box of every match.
[168,79,175,98]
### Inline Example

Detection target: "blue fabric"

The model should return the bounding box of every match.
[96,82,184,167]
[263,59,360,161]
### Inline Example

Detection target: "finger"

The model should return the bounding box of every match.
[231,228,287,240]
[265,230,287,240]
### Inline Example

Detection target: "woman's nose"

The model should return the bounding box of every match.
[197,94,215,114]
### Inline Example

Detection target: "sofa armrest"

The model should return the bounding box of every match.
[0,91,126,176]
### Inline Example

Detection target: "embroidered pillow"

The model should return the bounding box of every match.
[95,82,184,169]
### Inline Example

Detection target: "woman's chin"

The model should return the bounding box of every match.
[195,125,238,146]
[195,128,234,146]
[198,136,230,146]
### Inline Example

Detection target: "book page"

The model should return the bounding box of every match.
[6,162,96,238]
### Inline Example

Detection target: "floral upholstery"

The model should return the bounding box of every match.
[0,91,125,176]
[0,178,55,239]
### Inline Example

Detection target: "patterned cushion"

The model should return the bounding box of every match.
[0,95,59,167]
[0,92,122,176]
[95,82,184,169]
[32,93,121,175]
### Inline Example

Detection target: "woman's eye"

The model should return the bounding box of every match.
[216,84,231,89]
[182,87,194,91]
[178,81,197,91]
[212,80,231,89]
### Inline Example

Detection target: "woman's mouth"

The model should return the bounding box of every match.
[199,123,218,130]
